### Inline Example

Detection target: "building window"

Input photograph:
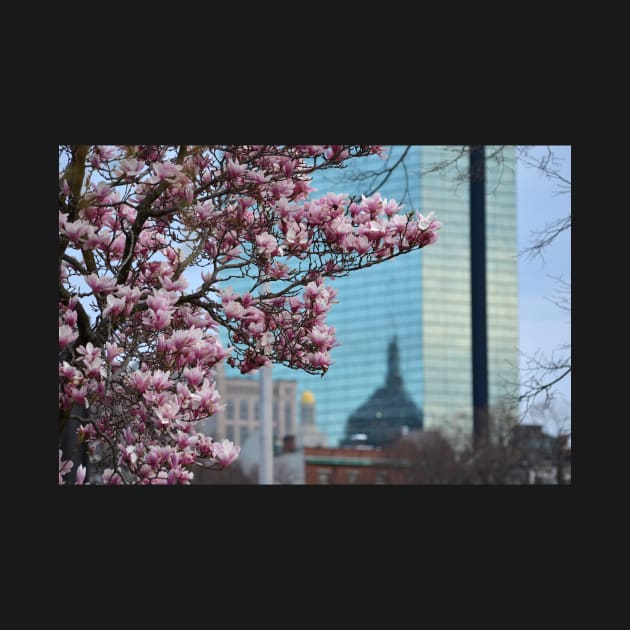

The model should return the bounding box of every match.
[285,402,293,432]
[226,399,234,420]
[317,470,332,485]
[226,424,234,442]
[240,399,249,420]
[254,401,260,420]
[273,402,279,422]
[375,472,388,485]
[346,470,360,484]
[240,425,248,444]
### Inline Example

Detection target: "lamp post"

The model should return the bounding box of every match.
[259,283,273,484]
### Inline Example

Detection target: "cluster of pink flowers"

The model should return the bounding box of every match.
[58,145,441,484]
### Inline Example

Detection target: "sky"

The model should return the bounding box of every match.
[516,146,571,429]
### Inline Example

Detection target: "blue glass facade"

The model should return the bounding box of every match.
[218,146,518,448]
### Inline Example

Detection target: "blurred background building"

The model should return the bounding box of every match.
[197,362,297,450]
[341,337,422,447]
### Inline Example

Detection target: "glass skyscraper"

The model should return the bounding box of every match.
[218,146,519,448]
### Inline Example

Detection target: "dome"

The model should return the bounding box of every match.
[342,338,423,447]
[300,390,315,405]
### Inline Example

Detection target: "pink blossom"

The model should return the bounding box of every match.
[387,214,409,235]
[285,221,309,249]
[59,450,74,484]
[81,225,102,251]
[76,465,87,485]
[269,261,290,279]
[189,379,220,414]
[370,145,387,158]
[85,181,114,203]
[151,370,171,391]
[146,288,177,311]
[223,300,246,320]
[61,219,90,244]
[255,232,282,258]
[182,366,205,386]
[122,444,138,466]
[417,211,434,230]
[102,469,123,485]
[211,439,240,468]
[270,179,295,199]
[148,161,184,184]
[109,233,126,258]
[246,168,268,184]
[85,273,117,294]
[358,219,387,241]
[115,158,145,179]
[154,397,180,428]
[142,308,172,331]
[309,324,336,350]
[345,234,371,255]
[59,361,79,380]
[226,159,245,178]
[175,430,195,450]
[383,198,403,217]
[104,342,124,364]
[63,309,77,328]
[59,324,78,349]
[161,274,189,292]
[69,383,89,407]
[131,369,152,393]
[82,354,106,379]
[120,204,137,223]
[306,351,333,370]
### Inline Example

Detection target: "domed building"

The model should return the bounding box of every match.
[298,389,328,448]
[342,337,423,447]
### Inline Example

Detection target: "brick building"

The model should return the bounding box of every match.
[304,446,407,485]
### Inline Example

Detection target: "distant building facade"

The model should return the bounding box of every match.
[197,362,297,448]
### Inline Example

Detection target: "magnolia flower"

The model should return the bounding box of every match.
[417,211,442,231]
[307,351,333,370]
[104,342,124,364]
[226,159,245,178]
[115,158,145,179]
[85,273,117,294]
[255,232,280,258]
[147,161,184,184]
[75,465,87,485]
[223,300,246,321]
[61,219,90,243]
[211,439,241,468]
[59,450,73,484]
[131,370,152,394]
[102,469,123,485]
[59,324,78,349]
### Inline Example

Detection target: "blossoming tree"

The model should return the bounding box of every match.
[58,145,442,485]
